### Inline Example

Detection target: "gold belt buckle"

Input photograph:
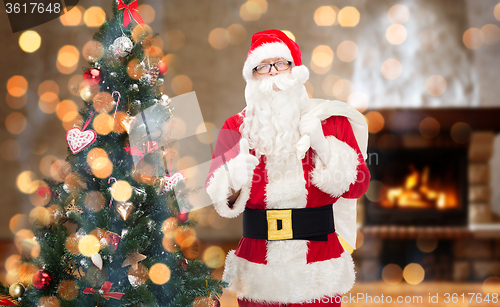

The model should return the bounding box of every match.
[266,209,293,240]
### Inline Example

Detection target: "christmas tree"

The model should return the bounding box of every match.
[0,1,225,306]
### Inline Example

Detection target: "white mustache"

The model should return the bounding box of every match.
[257,73,300,95]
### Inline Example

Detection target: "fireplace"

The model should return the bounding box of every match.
[365,147,468,226]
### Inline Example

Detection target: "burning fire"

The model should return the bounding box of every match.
[381,165,458,209]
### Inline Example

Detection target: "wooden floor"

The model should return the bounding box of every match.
[218,282,500,307]
[2,241,499,306]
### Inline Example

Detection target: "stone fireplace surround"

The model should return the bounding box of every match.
[354,108,500,282]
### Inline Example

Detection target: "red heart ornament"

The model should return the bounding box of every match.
[66,127,97,154]
[162,172,185,193]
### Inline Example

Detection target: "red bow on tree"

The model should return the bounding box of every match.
[117,0,145,27]
[83,281,124,300]
[0,299,15,306]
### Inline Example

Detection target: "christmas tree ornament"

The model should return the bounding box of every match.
[37,296,60,307]
[117,0,144,27]
[83,281,123,300]
[91,253,103,270]
[93,92,115,113]
[160,94,171,107]
[63,260,81,276]
[83,67,103,86]
[127,264,149,287]
[148,263,171,285]
[36,186,52,205]
[109,35,134,57]
[119,115,136,134]
[178,258,189,272]
[158,61,168,75]
[111,91,121,121]
[113,111,129,133]
[155,177,165,194]
[178,210,189,223]
[32,269,54,290]
[144,66,160,87]
[66,112,97,154]
[210,297,221,307]
[8,282,25,298]
[105,231,121,250]
[116,202,134,221]
[110,180,133,202]
[193,297,214,307]
[57,279,79,301]
[121,252,147,270]
[65,199,83,214]
[161,172,185,194]
[78,234,101,257]
[80,85,98,102]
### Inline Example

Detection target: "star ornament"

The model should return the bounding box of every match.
[121,252,147,270]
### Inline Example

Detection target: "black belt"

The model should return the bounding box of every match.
[243,204,335,241]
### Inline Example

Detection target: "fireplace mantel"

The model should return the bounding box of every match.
[366,108,500,134]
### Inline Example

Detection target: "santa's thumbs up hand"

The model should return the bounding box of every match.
[227,138,259,191]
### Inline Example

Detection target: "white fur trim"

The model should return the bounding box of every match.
[206,160,251,218]
[291,65,309,84]
[264,154,307,209]
[243,42,294,81]
[223,250,355,304]
[311,136,360,198]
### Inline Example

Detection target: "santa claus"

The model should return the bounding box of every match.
[205,30,370,307]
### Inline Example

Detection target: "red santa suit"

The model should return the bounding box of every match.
[205,29,370,305]
[205,104,369,304]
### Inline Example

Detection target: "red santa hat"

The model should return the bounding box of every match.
[243,29,309,84]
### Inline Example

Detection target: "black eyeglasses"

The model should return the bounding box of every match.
[253,61,292,75]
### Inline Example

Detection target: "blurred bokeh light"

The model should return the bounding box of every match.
[338,6,360,27]
[19,30,41,53]
[314,6,336,26]
[7,76,28,97]
[84,7,106,27]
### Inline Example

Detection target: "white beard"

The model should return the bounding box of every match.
[240,72,309,160]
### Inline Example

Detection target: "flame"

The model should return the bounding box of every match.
[381,165,458,209]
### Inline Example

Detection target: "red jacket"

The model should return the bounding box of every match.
[205,109,370,304]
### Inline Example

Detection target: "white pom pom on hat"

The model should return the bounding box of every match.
[242,29,310,84]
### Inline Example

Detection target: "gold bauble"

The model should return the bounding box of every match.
[127,264,149,287]
[80,86,98,102]
[9,282,25,298]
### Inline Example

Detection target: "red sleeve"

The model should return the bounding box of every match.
[204,114,243,188]
[321,116,370,199]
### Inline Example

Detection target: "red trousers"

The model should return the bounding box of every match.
[238,295,342,307]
